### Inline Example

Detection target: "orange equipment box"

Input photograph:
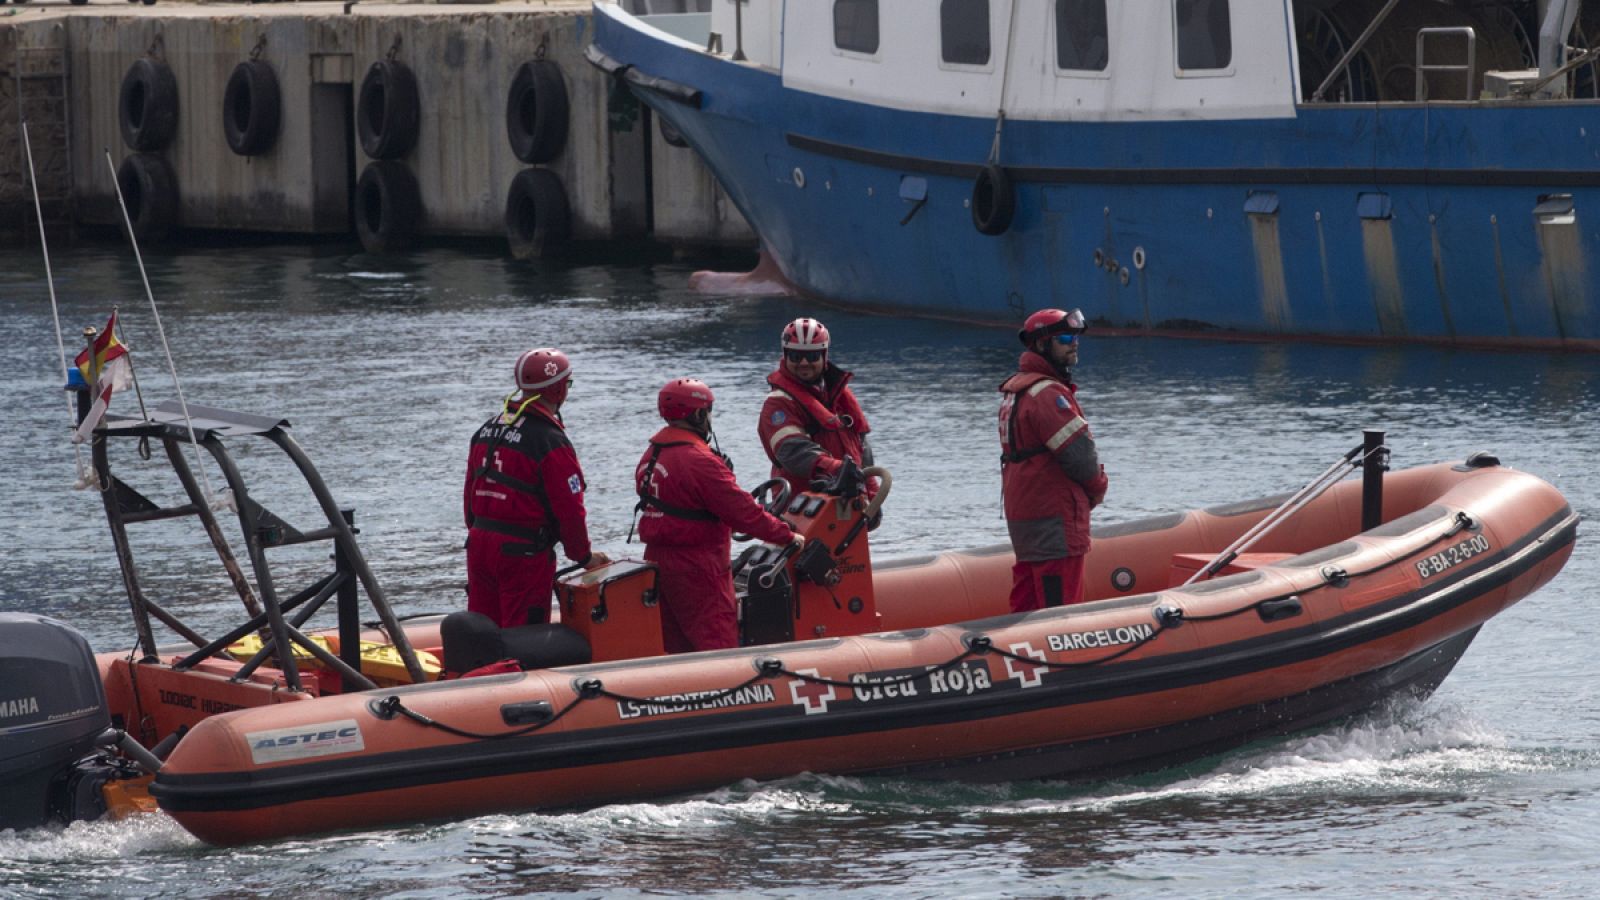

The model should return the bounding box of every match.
[557,559,664,662]
[1169,552,1295,588]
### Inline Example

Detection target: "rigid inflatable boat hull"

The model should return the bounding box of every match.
[147,462,1577,845]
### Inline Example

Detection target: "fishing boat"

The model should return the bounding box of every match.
[587,0,1600,349]
[0,399,1577,844]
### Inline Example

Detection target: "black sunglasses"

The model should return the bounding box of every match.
[785,349,825,363]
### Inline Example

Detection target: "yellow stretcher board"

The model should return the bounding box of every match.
[225,633,440,686]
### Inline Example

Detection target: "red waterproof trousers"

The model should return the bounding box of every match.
[466,534,554,627]
[1009,555,1087,613]
[646,549,739,653]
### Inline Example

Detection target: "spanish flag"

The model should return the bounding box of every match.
[72,311,133,444]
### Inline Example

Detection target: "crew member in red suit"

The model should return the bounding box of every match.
[636,378,802,653]
[758,317,875,496]
[464,348,610,628]
[998,309,1108,612]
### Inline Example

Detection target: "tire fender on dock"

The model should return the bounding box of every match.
[504,167,570,260]
[357,61,420,160]
[505,60,569,164]
[355,161,420,254]
[116,153,178,243]
[119,58,179,152]
[222,60,281,157]
[971,164,1016,236]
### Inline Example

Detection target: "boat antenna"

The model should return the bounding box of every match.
[23,123,95,488]
[102,147,225,511]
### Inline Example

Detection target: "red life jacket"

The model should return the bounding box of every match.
[760,365,870,491]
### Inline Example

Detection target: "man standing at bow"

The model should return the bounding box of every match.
[464,348,609,628]
[757,317,875,496]
[998,309,1108,612]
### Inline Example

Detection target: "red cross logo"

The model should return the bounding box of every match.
[789,669,836,715]
[1005,642,1047,689]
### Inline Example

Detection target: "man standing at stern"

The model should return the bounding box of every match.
[637,379,801,653]
[758,317,874,496]
[998,309,1108,612]
[464,348,609,628]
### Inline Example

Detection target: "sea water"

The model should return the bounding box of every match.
[1,243,1597,898]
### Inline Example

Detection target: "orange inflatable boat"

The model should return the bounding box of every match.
[6,405,1575,845]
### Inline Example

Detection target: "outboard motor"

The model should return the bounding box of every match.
[0,613,156,829]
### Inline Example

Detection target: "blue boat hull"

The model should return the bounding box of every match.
[592,11,1600,349]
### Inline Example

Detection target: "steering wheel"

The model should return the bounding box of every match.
[733,478,793,541]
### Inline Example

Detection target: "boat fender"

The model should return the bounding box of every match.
[354,160,420,255]
[971,164,1016,236]
[506,59,570,164]
[357,60,420,160]
[119,58,179,152]
[116,153,179,243]
[504,167,571,260]
[222,59,280,156]
[1256,595,1303,623]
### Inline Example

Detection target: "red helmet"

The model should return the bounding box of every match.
[658,378,715,421]
[1019,308,1087,346]
[781,317,830,352]
[515,347,572,391]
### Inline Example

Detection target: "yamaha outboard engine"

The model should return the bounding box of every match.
[0,613,114,830]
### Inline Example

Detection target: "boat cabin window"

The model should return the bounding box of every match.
[834,0,880,55]
[1174,0,1232,71]
[940,0,991,66]
[1055,0,1109,72]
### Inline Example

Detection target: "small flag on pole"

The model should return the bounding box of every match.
[72,311,133,444]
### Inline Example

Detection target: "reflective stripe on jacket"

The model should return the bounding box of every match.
[998,352,1106,559]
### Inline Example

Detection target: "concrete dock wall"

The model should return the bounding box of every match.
[1,3,752,252]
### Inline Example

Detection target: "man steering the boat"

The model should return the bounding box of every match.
[636,378,803,652]
[998,308,1108,612]
[464,348,610,628]
[758,317,876,498]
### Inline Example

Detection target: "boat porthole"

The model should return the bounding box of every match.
[1112,567,1135,592]
[1119,266,1130,286]
[1092,248,1104,268]
[1133,246,1146,270]
[792,167,805,188]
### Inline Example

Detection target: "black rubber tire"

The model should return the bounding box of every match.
[119,58,179,152]
[355,161,421,255]
[222,60,281,156]
[116,153,178,244]
[357,60,420,160]
[658,113,689,148]
[971,163,1016,236]
[504,168,570,260]
[505,60,569,164]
